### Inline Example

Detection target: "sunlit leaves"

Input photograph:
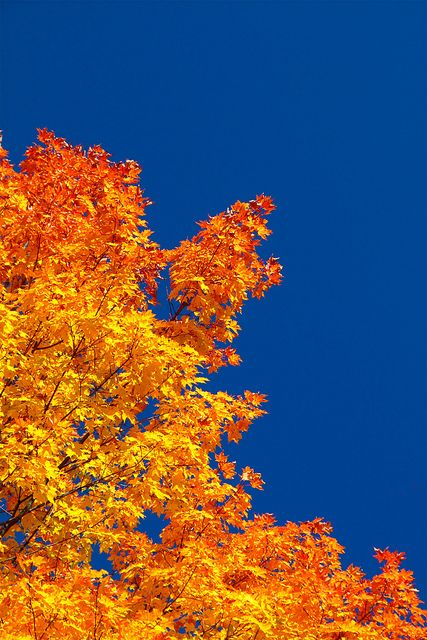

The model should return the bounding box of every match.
[0,132,425,638]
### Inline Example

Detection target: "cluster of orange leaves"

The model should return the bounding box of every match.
[0,131,425,639]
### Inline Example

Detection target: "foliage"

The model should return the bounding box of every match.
[0,131,425,639]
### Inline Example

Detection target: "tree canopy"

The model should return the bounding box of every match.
[0,131,425,639]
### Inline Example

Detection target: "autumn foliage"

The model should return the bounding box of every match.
[0,131,425,639]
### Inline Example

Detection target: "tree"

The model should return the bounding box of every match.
[0,130,425,639]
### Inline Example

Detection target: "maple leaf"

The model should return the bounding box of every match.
[241,466,264,490]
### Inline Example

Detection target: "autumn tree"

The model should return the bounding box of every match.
[0,131,425,639]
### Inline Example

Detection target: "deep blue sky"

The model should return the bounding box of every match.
[2,1,426,599]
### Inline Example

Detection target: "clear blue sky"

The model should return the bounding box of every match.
[2,1,426,599]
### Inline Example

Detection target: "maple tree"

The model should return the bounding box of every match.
[0,130,425,640]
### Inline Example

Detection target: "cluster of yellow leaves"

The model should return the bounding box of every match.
[0,131,425,639]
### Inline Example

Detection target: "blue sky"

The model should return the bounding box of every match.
[2,1,426,599]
